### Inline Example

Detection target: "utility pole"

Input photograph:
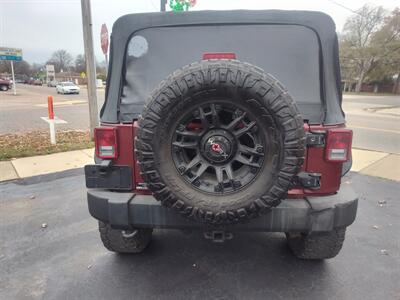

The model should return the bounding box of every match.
[160,0,167,11]
[81,0,99,139]
[10,61,16,95]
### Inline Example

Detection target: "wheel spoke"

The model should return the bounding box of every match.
[224,164,234,180]
[233,121,256,137]
[198,107,210,130]
[185,155,201,171]
[215,166,224,184]
[210,104,220,127]
[234,154,261,168]
[172,141,198,149]
[226,112,247,130]
[190,162,208,182]
[175,129,202,139]
[238,144,263,156]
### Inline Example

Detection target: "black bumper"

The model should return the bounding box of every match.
[87,185,358,232]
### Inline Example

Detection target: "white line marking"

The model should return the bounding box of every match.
[348,125,400,134]
[35,100,87,107]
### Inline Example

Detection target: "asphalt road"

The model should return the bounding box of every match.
[1,85,399,154]
[343,95,400,154]
[0,84,104,133]
[0,171,399,300]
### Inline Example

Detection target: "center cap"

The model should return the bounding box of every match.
[211,142,222,153]
[201,131,235,164]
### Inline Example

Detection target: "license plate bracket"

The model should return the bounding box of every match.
[85,165,132,190]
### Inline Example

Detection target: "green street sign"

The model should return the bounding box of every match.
[0,47,23,61]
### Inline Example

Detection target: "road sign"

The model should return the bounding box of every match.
[100,24,109,55]
[1,47,22,95]
[0,47,23,61]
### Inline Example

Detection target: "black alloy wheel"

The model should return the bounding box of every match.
[172,101,266,195]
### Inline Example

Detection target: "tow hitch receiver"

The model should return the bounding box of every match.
[204,231,234,243]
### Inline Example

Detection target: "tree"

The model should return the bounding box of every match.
[74,54,86,73]
[369,8,400,93]
[340,5,386,92]
[47,49,73,73]
[0,60,32,76]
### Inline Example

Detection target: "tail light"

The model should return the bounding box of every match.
[202,52,236,60]
[325,129,352,162]
[94,127,118,159]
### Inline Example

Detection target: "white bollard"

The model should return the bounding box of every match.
[49,120,56,145]
[40,95,67,144]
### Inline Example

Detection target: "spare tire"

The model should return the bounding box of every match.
[136,60,305,224]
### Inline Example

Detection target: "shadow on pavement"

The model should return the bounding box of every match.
[1,172,399,300]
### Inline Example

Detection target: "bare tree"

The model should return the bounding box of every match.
[370,8,400,93]
[0,60,32,76]
[341,5,386,92]
[47,49,73,73]
[74,54,86,73]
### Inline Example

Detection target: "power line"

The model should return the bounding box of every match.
[327,0,357,13]
[326,0,364,17]
[150,0,158,11]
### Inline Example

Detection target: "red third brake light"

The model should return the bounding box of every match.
[94,127,118,159]
[202,52,236,60]
[325,129,353,162]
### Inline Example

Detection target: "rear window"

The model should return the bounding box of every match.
[120,24,323,122]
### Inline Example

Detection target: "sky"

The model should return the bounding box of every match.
[1,0,399,64]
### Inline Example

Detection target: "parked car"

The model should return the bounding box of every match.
[56,81,80,94]
[0,78,12,91]
[28,78,42,85]
[32,79,42,86]
[47,80,58,87]
[85,10,357,260]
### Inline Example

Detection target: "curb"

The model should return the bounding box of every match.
[0,148,94,183]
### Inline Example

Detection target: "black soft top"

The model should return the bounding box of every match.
[101,10,344,125]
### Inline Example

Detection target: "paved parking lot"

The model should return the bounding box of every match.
[0,84,104,133]
[0,171,399,300]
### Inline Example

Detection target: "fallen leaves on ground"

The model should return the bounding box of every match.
[0,130,94,161]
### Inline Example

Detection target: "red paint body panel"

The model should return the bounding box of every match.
[305,124,346,196]
[133,122,152,194]
[100,122,349,198]
[100,123,135,188]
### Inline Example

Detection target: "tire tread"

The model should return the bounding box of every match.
[136,60,306,224]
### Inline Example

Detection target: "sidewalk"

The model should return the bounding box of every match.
[0,149,94,182]
[0,147,399,182]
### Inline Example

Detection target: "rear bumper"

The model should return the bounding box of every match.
[65,90,79,93]
[87,185,358,232]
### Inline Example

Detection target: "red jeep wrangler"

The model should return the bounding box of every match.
[85,10,358,259]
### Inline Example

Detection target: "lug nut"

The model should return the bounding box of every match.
[256,145,263,153]
[214,184,223,192]
[177,124,185,132]
[234,109,243,118]
[250,166,258,173]
[178,166,186,173]
[233,181,242,189]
